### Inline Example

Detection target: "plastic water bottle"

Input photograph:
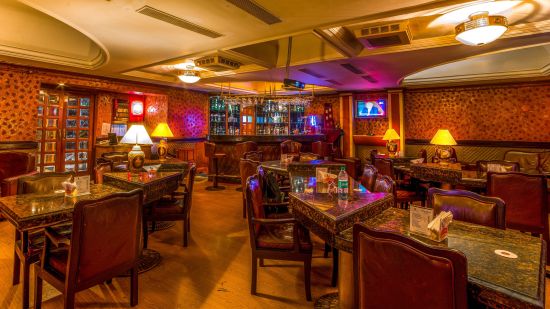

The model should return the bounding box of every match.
[338,167,349,201]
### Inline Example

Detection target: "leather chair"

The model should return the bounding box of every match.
[245,174,312,301]
[373,174,396,195]
[429,188,506,229]
[298,152,320,162]
[375,159,425,208]
[0,152,36,198]
[144,165,197,247]
[34,189,143,309]
[243,150,263,162]
[369,149,378,165]
[477,160,519,178]
[101,151,128,171]
[280,140,302,156]
[13,172,74,308]
[360,165,378,192]
[353,224,468,309]
[334,157,362,180]
[432,147,458,163]
[312,141,334,160]
[94,161,112,184]
[487,172,549,262]
[374,158,394,179]
[240,159,260,218]
[204,142,226,191]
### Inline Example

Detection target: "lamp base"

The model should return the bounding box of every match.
[434,146,452,165]
[128,145,145,173]
[386,140,398,158]
[157,139,168,160]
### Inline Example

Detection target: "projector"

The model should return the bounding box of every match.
[283,78,305,90]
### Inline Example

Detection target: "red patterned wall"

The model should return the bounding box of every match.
[0,64,207,141]
[144,95,169,133]
[306,94,340,128]
[404,82,550,142]
[94,93,115,138]
[167,88,209,138]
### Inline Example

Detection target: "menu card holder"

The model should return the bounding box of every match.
[316,167,328,193]
[74,175,91,196]
[409,206,433,237]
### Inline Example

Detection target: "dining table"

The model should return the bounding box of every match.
[334,208,546,309]
[394,162,487,189]
[288,179,394,309]
[260,159,346,176]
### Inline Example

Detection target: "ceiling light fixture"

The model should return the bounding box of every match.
[455,11,508,46]
[176,62,201,83]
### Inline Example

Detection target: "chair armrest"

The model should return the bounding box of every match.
[44,227,70,247]
[1,171,38,197]
[252,217,296,225]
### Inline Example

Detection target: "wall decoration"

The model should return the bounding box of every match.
[129,94,145,122]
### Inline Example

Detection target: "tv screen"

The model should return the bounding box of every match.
[355,99,386,118]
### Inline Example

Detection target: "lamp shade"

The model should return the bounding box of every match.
[430,129,457,146]
[120,125,153,145]
[151,123,174,138]
[382,128,400,141]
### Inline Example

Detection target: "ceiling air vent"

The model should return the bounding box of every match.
[340,63,364,75]
[226,0,281,25]
[195,55,241,72]
[326,79,342,86]
[298,68,325,79]
[355,21,412,48]
[362,75,378,83]
[136,6,222,38]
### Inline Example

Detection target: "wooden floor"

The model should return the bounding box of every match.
[1,181,549,308]
[0,182,337,308]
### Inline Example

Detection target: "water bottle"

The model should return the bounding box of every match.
[338,166,349,201]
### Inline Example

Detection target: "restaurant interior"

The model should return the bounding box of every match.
[0,0,549,308]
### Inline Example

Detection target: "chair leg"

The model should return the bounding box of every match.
[143,217,149,249]
[259,258,264,267]
[34,269,42,309]
[130,267,138,307]
[183,220,189,247]
[187,217,191,232]
[323,243,330,258]
[22,260,30,309]
[304,257,312,301]
[12,248,20,285]
[331,248,338,287]
[251,256,257,295]
[64,291,75,309]
[213,158,219,188]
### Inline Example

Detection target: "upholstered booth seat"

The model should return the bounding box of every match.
[256,224,312,252]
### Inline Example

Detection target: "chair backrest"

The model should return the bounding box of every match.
[312,141,333,159]
[94,162,112,184]
[477,160,520,178]
[245,174,266,237]
[240,159,260,194]
[360,165,378,192]
[429,188,506,229]
[299,152,320,162]
[17,172,74,194]
[184,165,197,209]
[503,150,540,173]
[373,175,395,194]
[353,224,468,309]
[487,172,548,233]
[236,141,258,159]
[243,151,263,162]
[418,149,428,163]
[374,158,394,179]
[0,152,35,181]
[204,142,216,158]
[67,189,143,288]
[280,140,302,155]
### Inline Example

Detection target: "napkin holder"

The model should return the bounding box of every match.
[316,168,337,194]
[427,211,453,242]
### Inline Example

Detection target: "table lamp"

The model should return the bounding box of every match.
[120,124,153,173]
[430,129,457,165]
[151,122,174,160]
[382,128,400,157]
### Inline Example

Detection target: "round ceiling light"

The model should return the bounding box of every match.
[455,11,508,46]
[176,61,201,83]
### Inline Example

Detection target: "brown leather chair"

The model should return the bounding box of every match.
[13,172,74,308]
[245,174,312,301]
[101,151,128,171]
[334,157,362,180]
[243,150,263,162]
[373,175,396,195]
[298,152,320,162]
[145,165,197,247]
[34,189,143,309]
[476,160,520,178]
[487,172,549,263]
[204,142,226,191]
[0,152,36,198]
[353,224,468,309]
[360,165,378,192]
[240,159,260,218]
[280,140,302,156]
[94,161,112,184]
[429,188,506,229]
[375,159,425,208]
[312,141,334,160]
[374,158,394,179]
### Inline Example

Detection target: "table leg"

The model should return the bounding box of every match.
[314,251,353,309]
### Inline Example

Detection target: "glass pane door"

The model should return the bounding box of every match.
[62,94,93,175]
[36,90,62,173]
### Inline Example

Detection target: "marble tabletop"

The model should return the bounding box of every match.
[335,208,546,309]
[0,184,125,231]
[261,160,345,176]
[103,171,182,204]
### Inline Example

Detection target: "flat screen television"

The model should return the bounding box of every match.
[355,99,387,118]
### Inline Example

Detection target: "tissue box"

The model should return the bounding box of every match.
[429,224,449,242]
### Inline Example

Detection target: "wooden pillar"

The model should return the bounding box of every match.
[339,93,353,157]
[388,90,404,156]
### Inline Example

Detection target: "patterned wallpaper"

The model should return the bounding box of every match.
[144,95,169,133]
[167,88,209,138]
[404,82,550,142]
[306,94,340,129]
[0,64,208,141]
[94,93,115,138]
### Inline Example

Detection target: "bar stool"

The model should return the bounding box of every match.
[235,141,258,192]
[205,142,226,191]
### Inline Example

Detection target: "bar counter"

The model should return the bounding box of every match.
[208,134,325,179]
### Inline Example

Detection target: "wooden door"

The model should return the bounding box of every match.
[36,88,95,175]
